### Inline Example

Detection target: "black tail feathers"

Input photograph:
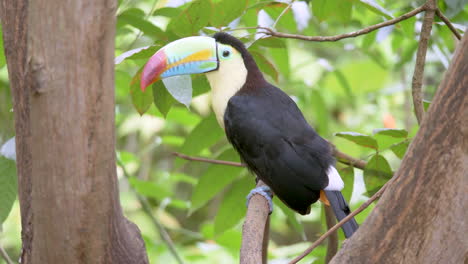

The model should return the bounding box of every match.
[325,190,359,238]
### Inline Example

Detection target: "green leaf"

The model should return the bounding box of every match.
[333,70,354,103]
[176,113,225,166]
[270,47,290,79]
[153,7,180,17]
[373,128,408,138]
[361,30,377,50]
[395,42,418,70]
[364,154,392,196]
[252,37,286,49]
[399,16,416,38]
[423,100,431,111]
[152,81,175,118]
[0,156,17,224]
[312,0,353,23]
[166,107,201,126]
[190,148,245,212]
[117,8,166,40]
[118,150,138,165]
[340,166,354,202]
[372,129,408,150]
[335,132,378,149]
[264,2,297,31]
[162,135,185,147]
[309,90,329,134]
[390,140,409,159]
[240,6,260,27]
[128,176,172,201]
[130,68,153,115]
[168,0,212,37]
[0,24,5,68]
[354,0,393,20]
[192,75,210,96]
[115,45,161,64]
[214,228,242,254]
[214,176,252,235]
[250,51,279,83]
[210,0,247,27]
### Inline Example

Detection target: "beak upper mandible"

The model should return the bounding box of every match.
[140,36,219,91]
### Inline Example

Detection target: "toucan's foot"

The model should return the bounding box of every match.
[246,185,273,214]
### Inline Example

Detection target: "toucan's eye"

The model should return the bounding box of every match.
[222,50,230,58]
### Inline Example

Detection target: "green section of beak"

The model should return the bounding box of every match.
[141,36,218,91]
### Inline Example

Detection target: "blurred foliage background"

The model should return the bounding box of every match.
[0,0,466,263]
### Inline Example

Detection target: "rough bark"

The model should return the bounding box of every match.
[240,180,270,264]
[0,0,148,263]
[330,33,468,264]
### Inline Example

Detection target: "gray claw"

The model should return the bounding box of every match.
[246,185,273,214]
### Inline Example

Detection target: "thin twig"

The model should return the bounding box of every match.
[125,0,159,50]
[271,0,295,29]
[173,150,367,170]
[289,180,392,264]
[435,9,462,40]
[332,149,367,170]
[411,0,437,124]
[117,157,185,264]
[0,243,14,264]
[257,5,427,42]
[172,152,245,167]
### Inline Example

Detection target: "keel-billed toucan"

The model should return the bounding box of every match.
[140,33,359,238]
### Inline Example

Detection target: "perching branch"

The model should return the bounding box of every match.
[0,243,14,264]
[257,5,427,42]
[289,180,392,264]
[435,9,462,40]
[117,157,185,264]
[172,152,245,167]
[240,180,271,264]
[411,0,437,124]
[173,149,367,170]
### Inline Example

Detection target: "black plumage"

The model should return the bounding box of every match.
[214,33,358,236]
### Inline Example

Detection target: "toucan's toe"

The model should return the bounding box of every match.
[246,185,274,214]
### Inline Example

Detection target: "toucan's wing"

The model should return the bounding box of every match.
[224,84,334,214]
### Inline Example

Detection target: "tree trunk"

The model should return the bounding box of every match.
[0,0,148,263]
[330,33,468,264]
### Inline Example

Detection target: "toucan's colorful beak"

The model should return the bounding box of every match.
[140,36,219,91]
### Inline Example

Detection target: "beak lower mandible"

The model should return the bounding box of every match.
[140,36,219,91]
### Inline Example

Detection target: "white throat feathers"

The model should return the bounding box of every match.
[206,49,247,129]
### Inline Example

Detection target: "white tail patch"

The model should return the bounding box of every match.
[324,166,344,191]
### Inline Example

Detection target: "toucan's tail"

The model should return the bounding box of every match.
[324,190,359,238]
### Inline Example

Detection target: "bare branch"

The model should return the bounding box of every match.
[173,150,367,170]
[257,5,427,42]
[412,0,437,124]
[289,180,392,264]
[117,157,185,264]
[240,180,271,264]
[172,152,245,167]
[435,9,462,40]
[0,243,14,264]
